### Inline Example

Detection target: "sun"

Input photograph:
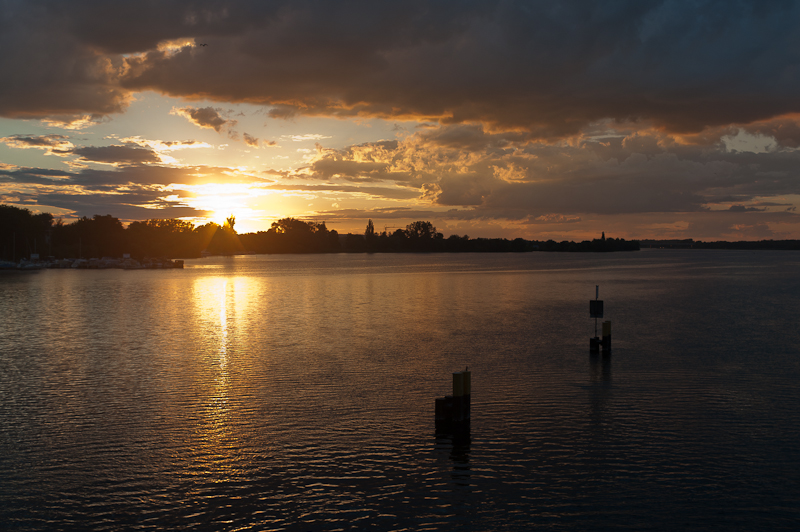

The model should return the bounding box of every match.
[206,202,242,227]
[210,209,237,227]
[183,184,254,226]
[179,182,310,234]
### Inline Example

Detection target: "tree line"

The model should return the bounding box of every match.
[0,205,239,260]
[1,205,639,261]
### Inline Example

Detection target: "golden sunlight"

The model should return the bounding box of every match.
[181,183,270,228]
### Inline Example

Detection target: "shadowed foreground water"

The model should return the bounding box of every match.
[1,250,799,530]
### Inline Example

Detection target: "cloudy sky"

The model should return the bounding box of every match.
[2,0,800,240]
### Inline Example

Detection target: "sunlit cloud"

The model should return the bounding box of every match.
[121,137,213,152]
[40,115,98,130]
[0,134,75,155]
[722,131,776,154]
[298,123,800,224]
[532,214,582,224]
[119,136,214,164]
[64,160,90,170]
[3,180,210,222]
[157,38,196,54]
[286,134,333,142]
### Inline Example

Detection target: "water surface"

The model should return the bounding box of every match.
[1,250,799,530]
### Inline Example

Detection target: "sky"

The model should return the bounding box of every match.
[2,0,800,240]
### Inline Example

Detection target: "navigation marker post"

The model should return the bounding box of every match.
[590,286,610,353]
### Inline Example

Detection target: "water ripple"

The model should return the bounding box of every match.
[2,252,800,530]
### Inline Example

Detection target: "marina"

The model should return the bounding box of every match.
[1,257,184,270]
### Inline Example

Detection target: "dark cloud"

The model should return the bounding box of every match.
[2,160,270,189]
[434,173,497,206]
[117,1,800,135]
[0,1,130,118]
[265,183,418,201]
[72,145,161,165]
[23,190,209,221]
[728,204,766,212]
[172,106,234,132]
[268,106,299,120]
[57,1,240,55]
[0,167,74,185]
[310,159,396,183]
[71,164,268,187]
[69,166,190,187]
[3,1,800,137]
[743,117,800,148]
[0,134,70,148]
[243,133,259,148]
[416,124,503,152]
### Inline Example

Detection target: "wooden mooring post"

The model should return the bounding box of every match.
[435,368,471,432]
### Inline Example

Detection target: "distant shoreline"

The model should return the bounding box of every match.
[3,245,798,269]
[4,205,799,261]
[639,239,800,250]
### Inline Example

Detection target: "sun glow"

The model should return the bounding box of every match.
[181,183,282,230]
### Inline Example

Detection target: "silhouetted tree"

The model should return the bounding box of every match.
[224,215,236,234]
[0,205,53,260]
[404,221,444,251]
[364,219,377,252]
[405,220,436,239]
[51,214,125,258]
[344,233,366,252]
[239,217,340,253]
[127,218,197,258]
[445,234,470,252]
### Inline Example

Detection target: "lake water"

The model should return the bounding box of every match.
[1,250,799,531]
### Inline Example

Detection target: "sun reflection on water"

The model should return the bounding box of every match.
[191,276,241,472]
[219,279,228,370]
[187,272,266,488]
